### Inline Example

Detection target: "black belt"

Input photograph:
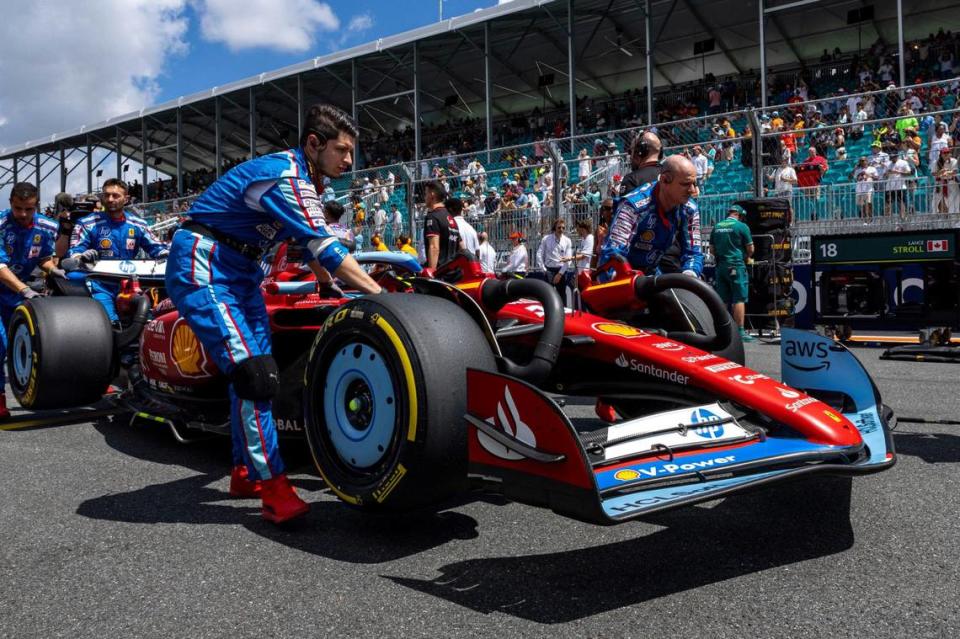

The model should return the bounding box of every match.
[182,221,265,261]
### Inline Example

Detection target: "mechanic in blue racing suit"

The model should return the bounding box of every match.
[167,103,382,524]
[66,178,169,325]
[0,183,62,419]
[597,155,704,280]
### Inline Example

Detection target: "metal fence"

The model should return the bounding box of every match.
[136,78,959,267]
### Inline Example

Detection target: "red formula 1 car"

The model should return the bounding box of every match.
[10,248,894,524]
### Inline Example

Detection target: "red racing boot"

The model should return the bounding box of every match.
[260,474,309,524]
[229,465,261,499]
[594,399,618,423]
[0,394,10,420]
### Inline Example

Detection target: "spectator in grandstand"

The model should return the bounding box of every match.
[322,200,356,251]
[0,183,62,419]
[390,203,403,239]
[502,232,528,275]
[483,189,500,217]
[165,103,381,524]
[709,205,755,343]
[372,203,387,238]
[578,148,592,182]
[852,157,879,220]
[477,232,497,274]
[64,179,169,326]
[620,131,664,197]
[834,128,847,160]
[771,155,798,197]
[690,146,709,190]
[797,147,829,196]
[537,218,573,300]
[395,234,419,258]
[597,156,703,280]
[423,181,461,270]
[896,105,920,140]
[884,151,914,218]
[370,233,389,252]
[933,148,959,214]
[852,102,868,140]
[447,197,479,257]
[929,123,952,171]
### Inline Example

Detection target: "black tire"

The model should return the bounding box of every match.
[7,297,115,410]
[303,293,496,511]
[654,288,745,365]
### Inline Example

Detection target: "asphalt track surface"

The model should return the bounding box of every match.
[2,341,958,638]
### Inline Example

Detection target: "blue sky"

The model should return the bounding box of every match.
[157,0,501,103]
[0,0,509,201]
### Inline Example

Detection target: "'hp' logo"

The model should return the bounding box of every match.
[690,408,724,439]
[118,260,136,274]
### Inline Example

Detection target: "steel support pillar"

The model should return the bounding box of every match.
[249,87,257,159]
[897,0,905,87]
[176,107,183,196]
[567,0,577,148]
[645,0,654,124]
[86,135,93,194]
[116,127,122,179]
[215,96,222,178]
[140,119,148,202]
[484,21,493,161]
[759,0,767,108]
[296,74,304,141]
[413,43,421,161]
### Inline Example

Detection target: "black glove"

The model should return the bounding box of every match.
[20,287,40,300]
[78,249,100,264]
[60,257,82,272]
[318,281,345,298]
[47,267,67,279]
[155,251,169,264]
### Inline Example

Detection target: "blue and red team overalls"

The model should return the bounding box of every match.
[167,148,349,482]
[67,211,169,322]
[597,180,704,279]
[0,210,58,394]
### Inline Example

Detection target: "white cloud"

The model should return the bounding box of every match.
[347,13,373,33]
[197,0,339,53]
[0,0,188,150]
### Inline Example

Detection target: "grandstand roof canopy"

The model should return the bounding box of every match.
[1,0,955,194]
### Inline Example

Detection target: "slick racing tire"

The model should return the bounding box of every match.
[7,297,115,410]
[303,293,496,512]
[654,288,745,365]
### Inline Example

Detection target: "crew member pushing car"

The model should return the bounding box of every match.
[65,179,169,325]
[167,103,382,524]
[0,183,62,419]
[597,155,703,279]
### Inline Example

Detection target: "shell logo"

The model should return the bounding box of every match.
[591,322,649,339]
[640,230,655,242]
[614,469,641,481]
[99,238,112,249]
[170,319,211,378]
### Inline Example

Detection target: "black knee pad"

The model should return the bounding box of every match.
[231,355,279,401]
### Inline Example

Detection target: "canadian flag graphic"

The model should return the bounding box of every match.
[927,239,949,252]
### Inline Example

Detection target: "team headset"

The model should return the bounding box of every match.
[631,131,665,163]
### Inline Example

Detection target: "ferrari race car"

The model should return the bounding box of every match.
[8,248,894,524]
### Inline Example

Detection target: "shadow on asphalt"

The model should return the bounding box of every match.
[892,430,960,464]
[386,476,855,623]
[78,415,480,563]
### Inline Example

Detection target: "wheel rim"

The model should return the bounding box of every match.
[11,322,33,389]
[323,341,398,470]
